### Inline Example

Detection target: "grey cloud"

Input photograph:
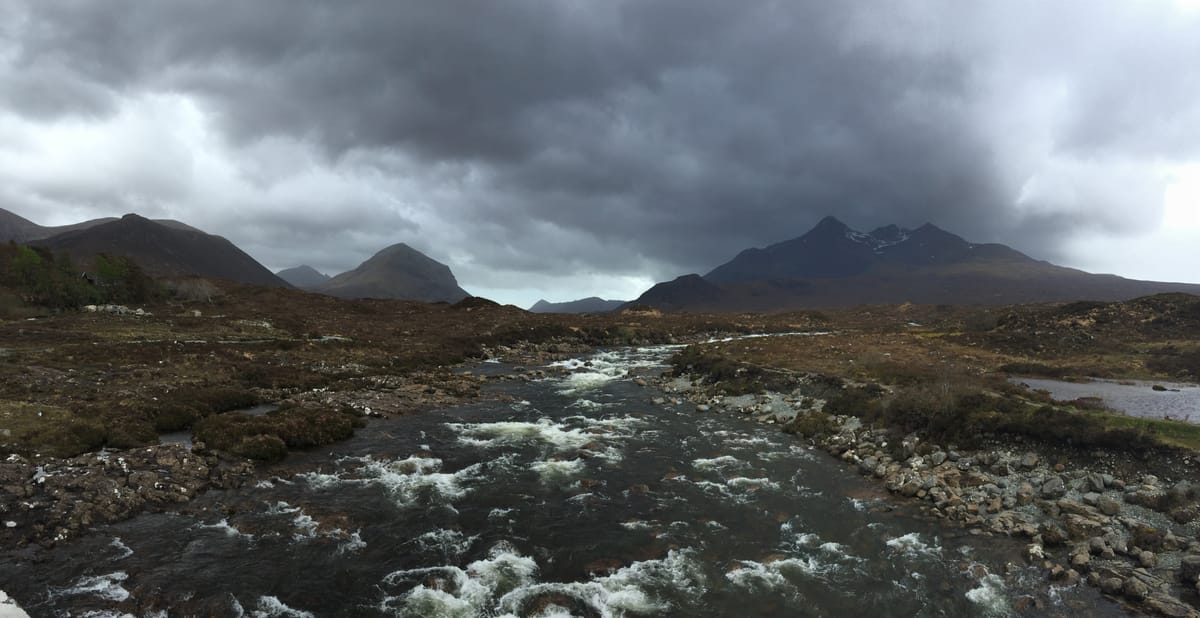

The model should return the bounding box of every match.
[3,1,1200,297]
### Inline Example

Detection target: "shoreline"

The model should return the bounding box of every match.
[656,370,1200,617]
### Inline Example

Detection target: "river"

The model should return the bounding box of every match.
[0,345,1124,617]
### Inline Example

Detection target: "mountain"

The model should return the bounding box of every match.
[0,207,199,242]
[630,216,1200,311]
[529,297,627,314]
[314,243,469,302]
[35,214,290,287]
[276,265,331,288]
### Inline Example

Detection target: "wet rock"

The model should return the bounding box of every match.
[1097,495,1122,516]
[1138,550,1158,569]
[1127,488,1168,511]
[928,451,947,467]
[1100,577,1124,595]
[1039,522,1070,546]
[1019,452,1039,470]
[1086,472,1106,492]
[1180,555,1200,584]
[1123,577,1149,602]
[1041,476,1066,498]
[1071,548,1091,571]
[1062,514,1105,541]
[694,404,710,413]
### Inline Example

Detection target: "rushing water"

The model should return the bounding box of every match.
[2,346,1124,617]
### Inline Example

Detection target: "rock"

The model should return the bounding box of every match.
[1086,472,1106,492]
[1097,495,1122,516]
[1020,452,1039,470]
[1138,550,1157,569]
[1070,549,1091,570]
[1041,476,1066,499]
[694,404,710,413]
[1127,488,1167,511]
[1015,482,1035,506]
[1180,555,1200,584]
[1082,492,1101,507]
[1100,577,1124,595]
[1062,514,1104,540]
[1123,577,1149,602]
[929,451,947,466]
[1039,522,1070,546]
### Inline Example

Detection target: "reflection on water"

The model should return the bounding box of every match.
[1011,377,1200,423]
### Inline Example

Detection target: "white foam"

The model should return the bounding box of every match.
[0,590,31,618]
[337,530,367,555]
[496,549,706,617]
[691,455,747,472]
[380,542,539,616]
[48,571,130,602]
[301,455,496,507]
[725,557,827,592]
[530,458,586,482]
[109,537,133,560]
[965,574,1010,617]
[250,596,314,618]
[886,533,942,557]
[414,528,479,559]
[265,501,301,516]
[195,518,253,540]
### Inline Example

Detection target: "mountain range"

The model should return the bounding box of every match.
[6,207,1199,310]
[529,297,627,314]
[1,208,469,302]
[626,216,1200,310]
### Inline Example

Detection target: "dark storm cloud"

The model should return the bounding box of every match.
[3,1,1200,295]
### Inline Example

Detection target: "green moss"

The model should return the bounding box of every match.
[192,405,357,459]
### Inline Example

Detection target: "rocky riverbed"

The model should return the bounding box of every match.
[656,372,1200,617]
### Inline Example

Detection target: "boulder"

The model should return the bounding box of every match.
[1097,495,1122,516]
[1180,555,1200,584]
[1123,577,1149,602]
[1041,476,1066,499]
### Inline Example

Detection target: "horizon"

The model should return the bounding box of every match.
[6,205,1199,309]
[3,2,1199,307]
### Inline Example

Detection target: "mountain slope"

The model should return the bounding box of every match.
[276,265,331,288]
[315,243,469,302]
[631,217,1200,310]
[1,207,198,242]
[529,297,626,314]
[35,214,290,287]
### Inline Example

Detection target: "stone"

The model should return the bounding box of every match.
[1071,549,1091,570]
[1082,492,1101,507]
[1039,522,1070,546]
[694,404,710,413]
[1123,577,1149,601]
[1019,452,1039,470]
[1062,514,1105,540]
[929,451,947,466]
[1087,472,1106,492]
[1041,476,1066,499]
[1180,555,1200,584]
[1100,577,1123,595]
[1138,550,1157,569]
[1097,495,1122,516]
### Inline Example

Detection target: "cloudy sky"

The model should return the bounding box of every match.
[2,1,1199,306]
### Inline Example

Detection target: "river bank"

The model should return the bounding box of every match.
[655,369,1200,617]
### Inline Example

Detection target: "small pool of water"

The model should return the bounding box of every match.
[1010,377,1200,423]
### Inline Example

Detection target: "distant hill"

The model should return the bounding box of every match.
[629,216,1200,311]
[35,214,290,287]
[529,297,626,314]
[0,207,198,242]
[314,243,469,302]
[276,265,331,288]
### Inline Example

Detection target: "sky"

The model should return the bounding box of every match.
[1,1,1199,308]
